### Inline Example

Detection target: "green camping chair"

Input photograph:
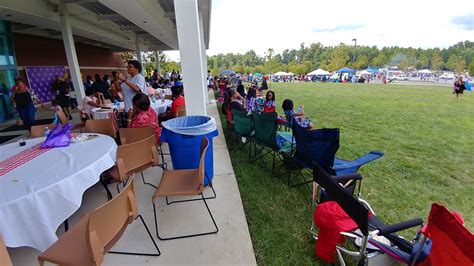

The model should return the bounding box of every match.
[230,108,254,160]
[251,112,293,176]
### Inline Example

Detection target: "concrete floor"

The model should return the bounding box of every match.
[5,100,257,265]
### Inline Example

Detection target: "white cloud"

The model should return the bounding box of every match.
[165,0,474,60]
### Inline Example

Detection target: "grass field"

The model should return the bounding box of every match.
[218,82,473,265]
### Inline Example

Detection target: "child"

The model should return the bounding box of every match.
[245,86,257,112]
[82,87,103,120]
[282,99,313,129]
[263,90,276,113]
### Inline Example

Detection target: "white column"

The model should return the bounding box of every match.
[58,0,85,108]
[174,0,207,116]
[155,50,161,75]
[135,38,142,73]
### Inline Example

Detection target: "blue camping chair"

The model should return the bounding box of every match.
[288,119,384,187]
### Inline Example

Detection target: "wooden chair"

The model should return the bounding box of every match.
[177,105,186,117]
[30,123,55,138]
[0,235,12,266]
[38,178,160,266]
[103,135,159,199]
[56,108,69,125]
[152,137,218,240]
[85,119,116,139]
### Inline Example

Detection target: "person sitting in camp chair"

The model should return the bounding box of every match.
[282,99,314,129]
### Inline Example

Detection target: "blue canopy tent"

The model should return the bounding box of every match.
[221,70,236,75]
[335,67,356,74]
[366,67,380,73]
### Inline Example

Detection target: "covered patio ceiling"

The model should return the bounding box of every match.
[0,0,211,52]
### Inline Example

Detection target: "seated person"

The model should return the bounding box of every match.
[263,90,276,113]
[158,84,185,122]
[236,84,246,99]
[282,99,313,129]
[82,87,103,120]
[227,89,246,112]
[245,87,257,112]
[127,93,161,144]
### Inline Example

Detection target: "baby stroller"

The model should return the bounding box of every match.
[311,163,474,266]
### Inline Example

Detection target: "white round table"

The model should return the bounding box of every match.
[92,99,172,120]
[0,134,117,251]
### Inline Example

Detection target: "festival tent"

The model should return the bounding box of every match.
[253,73,263,77]
[307,68,330,76]
[366,67,380,73]
[359,70,371,75]
[221,69,236,75]
[273,71,292,76]
[418,69,432,74]
[336,67,356,74]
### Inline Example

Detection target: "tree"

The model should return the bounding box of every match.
[372,52,387,67]
[417,53,430,69]
[431,49,444,71]
[354,55,369,69]
[446,55,466,73]
[469,59,474,76]
[327,44,349,71]
[232,65,245,74]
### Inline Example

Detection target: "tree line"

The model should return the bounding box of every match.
[206,41,474,76]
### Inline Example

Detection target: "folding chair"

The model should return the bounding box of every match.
[152,137,218,240]
[229,108,254,159]
[85,119,117,139]
[38,178,160,265]
[30,123,55,138]
[312,163,425,266]
[119,127,164,187]
[102,135,159,199]
[288,120,384,187]
[250,112,293,176]
[413,203,474,266]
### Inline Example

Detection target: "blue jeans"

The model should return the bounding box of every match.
[16,103,36,131]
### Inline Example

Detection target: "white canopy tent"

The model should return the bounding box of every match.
[273,71,293,76]
[307,68,330,76]
[359,70,371,75]
[418,69,432,74]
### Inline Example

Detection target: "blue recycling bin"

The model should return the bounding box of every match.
[161,116,218,186]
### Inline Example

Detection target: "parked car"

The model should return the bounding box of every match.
[393,75,410,81]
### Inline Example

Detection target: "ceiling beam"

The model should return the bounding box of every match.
[164,12,175,18]
[97,13,123,21]
[63,0,99,3]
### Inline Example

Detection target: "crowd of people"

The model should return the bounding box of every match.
[7,60,186,139]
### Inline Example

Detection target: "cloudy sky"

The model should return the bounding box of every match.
[166,0,473,60]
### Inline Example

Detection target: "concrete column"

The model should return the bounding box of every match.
[155,50,161,75]
[58,0,85,108]
[174,0,207,115]
[135,38,142,73]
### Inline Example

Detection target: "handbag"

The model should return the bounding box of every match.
[41,123,73,148]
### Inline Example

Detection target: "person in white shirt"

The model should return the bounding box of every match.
[117,60,147,111]
[82,87,104,120]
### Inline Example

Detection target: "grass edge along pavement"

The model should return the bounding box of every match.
[216,82,473,265]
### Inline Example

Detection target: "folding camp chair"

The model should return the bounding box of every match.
[412,203,474,266]
[229,108,254,159]
[312,163,425,266]
[288,120,384,187]
[250,112,293,176]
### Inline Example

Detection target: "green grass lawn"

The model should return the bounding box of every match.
[218,82,473,265]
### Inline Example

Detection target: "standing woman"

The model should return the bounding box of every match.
[55,76,72,120]
[116,60,146,111]
[10,78,38,131]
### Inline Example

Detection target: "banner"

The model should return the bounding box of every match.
[25,66,66,103]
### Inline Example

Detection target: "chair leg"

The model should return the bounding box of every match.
[100,176,113,200]
[141,171,157,189]
[153,193,218,241]
[109,214,161,257]
[271,151,276,176]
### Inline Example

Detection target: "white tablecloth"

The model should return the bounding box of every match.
[92,99,172,120]
[0,134,117,251]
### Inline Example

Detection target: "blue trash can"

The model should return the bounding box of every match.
[161,116,218,186]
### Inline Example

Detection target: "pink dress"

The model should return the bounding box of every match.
[131,108,162,144]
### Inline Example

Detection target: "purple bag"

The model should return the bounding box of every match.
[41,124,73,148]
